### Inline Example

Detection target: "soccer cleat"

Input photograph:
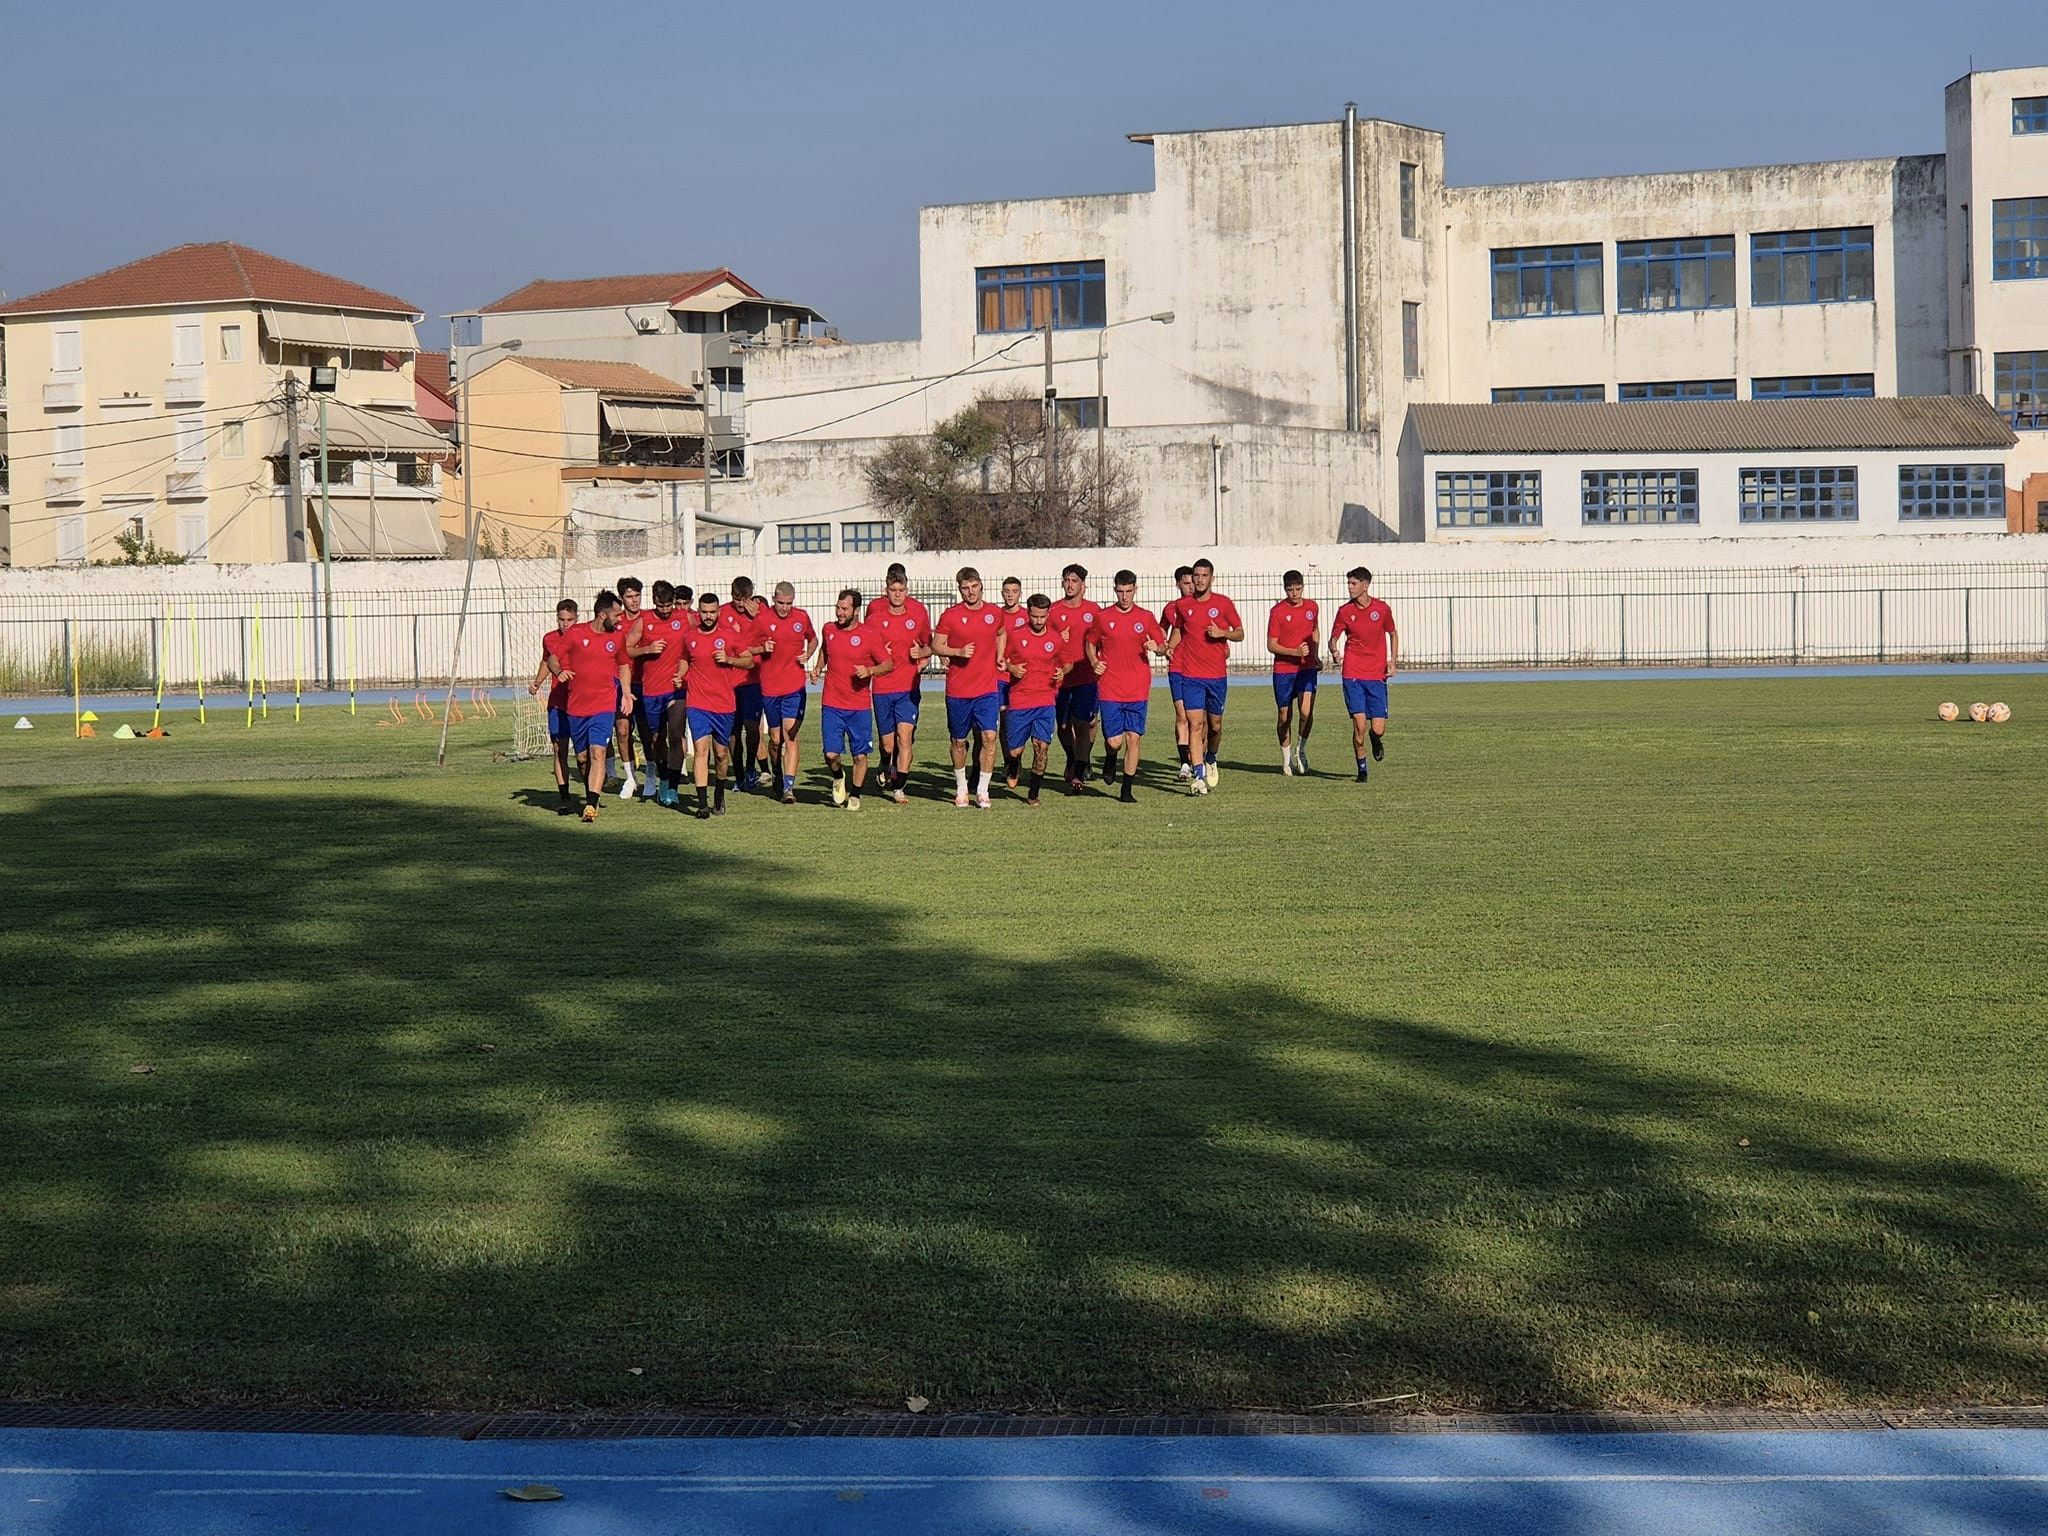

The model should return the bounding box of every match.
[713,801,726,817]
[831,776,848,807]
[1119,785,1137,804]
[1281,751,1294,776]
[1026,795,1041,808]
[1356,766,1370,783]
[1296,745,1311,776]
[892,786,908,805]
[954,789,971,808]
[580,803,598,823]
[1370,732,1385,762]
[695,804,711,820]
[1191,775,1208,796]
[1006,772,1021,791]
[618,770,637,801]
[847,794,862,812]
[1176,761,1194,781]
[977,791,993,810]
[1206,762,1220,785]
[782,787,797,806]
[641,776,660,800]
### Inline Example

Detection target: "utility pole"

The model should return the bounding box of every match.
[317,392,335,687]
[1095,334,1107,545]
[702,333,718,567]
[1041,323,1057,524]
[281,372,306,563]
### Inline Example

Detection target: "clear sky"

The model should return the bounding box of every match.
[2,0,2040,347]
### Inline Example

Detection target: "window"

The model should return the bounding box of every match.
[221,420,245,458]
[52,327,81,372]
[122,512,146,546]
[395,458,432,487]
[696,529,742,557]
[177,512,208,559]
[1399,161,1418,239]
[316,457,353,486]
[2016,96,2048,134]
[1752,374,1875,399]
[974,260,1106,333]
[1740,465,1858,522]
[1751,228,1874,305]
[1898,463,2005,520]
[1617,236,1734,312]
[1490,244,1602,318]
[1581,469,1698,525]
[1436,470,1541,527]
[1055,395,1106,429]
[1990,197,2048,281]
[174,414,207,463]
[220,324,243,363]
[1619,379,1735,400]
[172,318,202,370]
[1994,350,2048,429]
[843,520,897,553]
[779,522,831,554]
[1492,384,1606,403]
[56,515,87,565]
[54,423,84,468]
[1401,301,1421,378]
[591,528,647,559]
[1961,204,1971,286]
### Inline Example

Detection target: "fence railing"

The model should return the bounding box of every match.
[3,563,2046,696]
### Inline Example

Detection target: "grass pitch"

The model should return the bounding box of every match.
[1,676,2044,1416]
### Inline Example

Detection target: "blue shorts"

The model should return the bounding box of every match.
[1102,698,1149,739]
[998,677,1011,707]
[946,691,999,739]
[638,690,676,737]
[734,681,763,720]
[1272,670,1318,706]
[1181,677,1227,716]
[569,710,613,753]
[1006,704,1055,751]
[874,690,920,734]
[1056,682,1099,726]
[762,688,806,729]
[1167,672,1186,706]
[687,706,735,747]
[547,705,572,740]
[822,705,874,757]
[1343,679,1390,719]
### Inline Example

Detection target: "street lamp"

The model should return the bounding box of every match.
[438,337,523,767]
[306,365,339,686]
[1093,310,1174,542]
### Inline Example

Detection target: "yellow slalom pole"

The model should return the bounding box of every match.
[346,603,358,716]
[70,619,82,739]
[245,613,255,729]
[190,605,206,725]
[153,604,168,732]
[255,605,269,719]
[293,602,304,723]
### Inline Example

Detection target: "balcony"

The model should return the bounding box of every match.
[43,379,83,409]
[280,458,441,499]
[707,412,746,449]
[0,380,9,409]
[164,373,207,405]
[45,473,86,503]
[166,467,207,500]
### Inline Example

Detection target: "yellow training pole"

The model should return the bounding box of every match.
[293,601,304,723]
[254,605,269,719]
[346,603,358,716]
[70,619,82,739]
[245,613,255,729]
[190,605,206,725]
[152,604,168,732]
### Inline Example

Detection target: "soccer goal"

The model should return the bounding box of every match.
[509,696,549,760]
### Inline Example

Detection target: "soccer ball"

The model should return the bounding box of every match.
[1937,701,1959,721]
[1989,702,2011,723]
[1969,702,1990,723]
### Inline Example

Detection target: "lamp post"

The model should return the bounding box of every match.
[1094,310,1174,541]
[438,338,523,768]
[306,364,338,686]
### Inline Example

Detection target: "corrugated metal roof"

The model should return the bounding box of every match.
[1408,396,2017,455]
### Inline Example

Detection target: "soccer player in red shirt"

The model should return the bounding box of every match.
[1267,569,1321,777]
[1049,563,1103,794]
[811,587,895,810]
[996,575,1029,786]
[546,590,633,822]
[865,564,932,803]
[1086,569,1164,803]
[1328,565,1399,783]
[528,597,579,811]
[1161,565,1197,780]
[756,580,817,805]
[679,589,757,819]
[634,580,692,807]
[611,576,648,799]
[719,577,773,791]
[932,566,1005,809]
[1003,594,1067,807]
[1167,558,1243,795]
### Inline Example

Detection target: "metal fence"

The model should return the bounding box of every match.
[4,561,2046,697]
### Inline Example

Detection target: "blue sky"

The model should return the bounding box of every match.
[1,0,2040,347]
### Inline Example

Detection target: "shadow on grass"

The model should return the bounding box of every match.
[1,782,2044,1418]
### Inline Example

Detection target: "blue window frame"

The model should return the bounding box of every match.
[2015,97,2048,134]
[1751,228,1874,305]
[1752,374,1875,399]
[975,261,1106,333]
[1740,466,1858,522]
[842,520,897,553]
[1617,236,1734,312]
[1436,470,1541,527]
[1491,384,1606,403]
[778,522,831,555]
[696,529,742,557]
[1993,350,2048,430]
[1991,197,2048,281]
[1581,469,1699,525]
[1898,464,2005,520]
[1054,396,1106,429]
[1490,244,1602,318]
[1619,379,1735,401]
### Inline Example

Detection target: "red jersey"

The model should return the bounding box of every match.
[1332,596,1397,681]
[864,598,932,694]
[1093,605,1161,703]
[1006,624,1065,708]
[755,607,815,696]
[637,608,690,696]
[1049,598,1102,690]
[540,628,573,710]
[615,606,648,674]
[680,623,743,712]
[1160,599,1191,674]
[1268,598,1321,675]
[819,621,887,710]
[1176,592,1241,679]
[561,622,626,716]
[936,601,1004,698]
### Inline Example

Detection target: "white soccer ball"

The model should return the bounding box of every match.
[1969,702,1990,723]
[1937,701,1959,722]
[1989,702,2011,723]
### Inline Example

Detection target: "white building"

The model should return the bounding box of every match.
[737,65,2048,548]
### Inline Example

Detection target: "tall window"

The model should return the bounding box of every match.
[56,516,87,565]
[1581,469,1699,525]
[1491,244,1602,318]
[1990,197,2048,281]
[1751,228,1875,305]
[1993,350,2048,429]
[1492,384,1605,403]
[974,261,1106,333]
[172,318,203,370]
[177,512,209,559]
[221,420,245,458]
[220,324,244,363]
[1620,379,1735,401]
[2015,96,2048,133]
[174,414,207,463]
[1436,470,1541,527]
[843,520,897,553]
[1740,466,1858,522]
[1401,301,1421,378]
[1617,236,1734,312]
[1751,374,1875,399]
[52,327,82,372]
[779,522,832,554]
[54,423,84,468]
[1399,162,1418,239]
[1898,464,2005,520]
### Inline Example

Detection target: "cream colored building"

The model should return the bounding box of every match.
[0,242,449,567]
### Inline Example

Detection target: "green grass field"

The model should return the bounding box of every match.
[2,676,2044,1416]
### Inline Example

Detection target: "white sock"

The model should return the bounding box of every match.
[976,771,991,796]
[954,766,969,794]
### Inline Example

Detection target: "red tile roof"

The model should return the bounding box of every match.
[0,241,420,318]
[412,350,453,404]
[472,268,762,314]
[499,355,695,399]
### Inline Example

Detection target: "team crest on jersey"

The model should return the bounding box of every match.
[851,636,864,647]
[1370,608,1382,621]
[1207,607,1218,618]
[983,613,994,625]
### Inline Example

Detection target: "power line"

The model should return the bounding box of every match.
[5,415,252,530]
[0,392,283,437]
[4,397,282,462]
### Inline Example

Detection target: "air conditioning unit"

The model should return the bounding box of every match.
[635,317,659,334]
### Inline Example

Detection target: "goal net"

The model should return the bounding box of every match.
[509,697,549,761]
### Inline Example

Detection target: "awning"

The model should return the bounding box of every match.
[315,501,446,559]
[316,404,454,456]
[262,307,419,353]
[603,400,705,437]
